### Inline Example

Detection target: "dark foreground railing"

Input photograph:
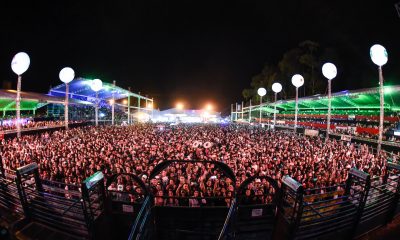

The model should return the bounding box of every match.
[0,159,399,240]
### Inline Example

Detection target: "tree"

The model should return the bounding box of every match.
[242,41,341,102]
[299,40,320,95]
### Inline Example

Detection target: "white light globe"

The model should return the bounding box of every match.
[322,63,337,80]
[59,67,75,83]
[370,44,388,66]
[91,79,103,92]
[11,52,30,75]
[272,82,282,93]
[291,74,304,88]
[257,87,267,97]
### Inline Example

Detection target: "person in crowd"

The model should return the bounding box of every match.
[0,123,393,207]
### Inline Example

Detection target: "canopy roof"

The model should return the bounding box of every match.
[0,89,91,111]
[49,78,151,101]
[248,86,400,113]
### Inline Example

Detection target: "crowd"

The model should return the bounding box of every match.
[268,116,399,142]
[0,119,64,131]
[0,124,393,207]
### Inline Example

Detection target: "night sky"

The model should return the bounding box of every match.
[1,1,399,114]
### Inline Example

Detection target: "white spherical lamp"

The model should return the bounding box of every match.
[59,67,75,83]
[257,87,267,97]
[91,79,103,92]
[291,74,304,88]
[370,44,388,66]
[11,52,30,75]
[322,63,337,80]
[272,83,282,93]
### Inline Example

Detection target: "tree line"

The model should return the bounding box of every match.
[242,40,341,103]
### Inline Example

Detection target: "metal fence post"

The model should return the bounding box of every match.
[385,162,400,224]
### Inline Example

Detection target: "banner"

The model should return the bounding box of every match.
[341,135,352,141]
[304,129,319,137]
[0,131,4,140]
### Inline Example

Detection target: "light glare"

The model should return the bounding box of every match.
[370,44,388,67]
[322,63,337,80]
[11,52,30,75]
[272,83,282,93]
[291,74,304,88]
[59,67,75,83]
[257,87,267,97]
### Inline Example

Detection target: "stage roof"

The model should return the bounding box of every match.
[249,85,400,113]
[49,78,152,101]
[0,89,92,111]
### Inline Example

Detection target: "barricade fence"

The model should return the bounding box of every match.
[0,160,399,240]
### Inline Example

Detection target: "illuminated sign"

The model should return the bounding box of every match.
[83,171,104,189]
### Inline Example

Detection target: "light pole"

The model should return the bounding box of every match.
[257,87,266,124]
[322,63,337,141]
[111,80,116,125]
[370,44,388,153]
[272,82,282,128]
[11,52,30,138]
[59,67,75,130]
[91,79,103,126]
[248,99,252,123]
[291,74,304,132]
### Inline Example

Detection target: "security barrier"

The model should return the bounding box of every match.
[0,160,399,240]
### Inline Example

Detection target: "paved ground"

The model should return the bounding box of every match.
[358,215,400,240]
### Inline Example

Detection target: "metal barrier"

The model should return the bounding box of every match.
[0,160,399,240]
[105,173,149,215]
[105,173,150,240]
[0,168,24,215]
[295,168,369,240]
[127,195,154,240]
[223,175,280,240]
[355,162,400,237]
[273,175,304,240]
[137,160,236,240]
[15,163,93,238]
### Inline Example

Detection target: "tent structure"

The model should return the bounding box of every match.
[232,85,400,120]
[0,89,91,117]
[49,77,151,102]
[48,78,154,115]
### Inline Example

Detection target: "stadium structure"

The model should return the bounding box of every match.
[0,78,153,124]
[0,85,399,240]
[231,86,400,132]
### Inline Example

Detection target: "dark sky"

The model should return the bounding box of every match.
[1,0,399,113]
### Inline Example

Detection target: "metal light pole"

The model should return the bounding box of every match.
[322,63,337,141]
[378,66,384,152]
[91,79,103,127]
[235,102,238,121]
[291,74,304,132]
[11,52,30,138]
[95,92,99,126]
[272,82,282,128]
[112,80,116,125]
[17,76,21,136]
[59,67,75,130]
[128,87,131,124]
[248,99,252,122]
[370,44,388,153]
[257,88,266,125]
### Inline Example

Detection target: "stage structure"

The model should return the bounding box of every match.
[48,78,154,124]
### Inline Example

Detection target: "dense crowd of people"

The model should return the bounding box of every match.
[264,116,399,142]
[0,123,394,207]
[0,119,87,132]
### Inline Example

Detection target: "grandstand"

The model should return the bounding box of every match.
[0,79,153,136]
[232,86,400,120]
